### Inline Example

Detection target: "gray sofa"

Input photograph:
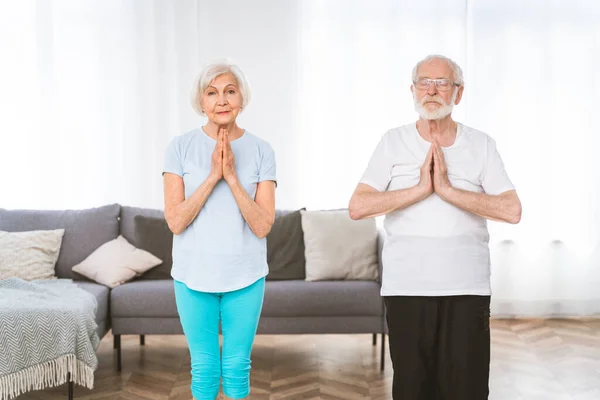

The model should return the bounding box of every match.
[0,204,387,372]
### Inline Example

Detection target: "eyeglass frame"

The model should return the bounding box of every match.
[413,78,461,91]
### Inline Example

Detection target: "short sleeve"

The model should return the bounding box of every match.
[481,136,515,195]
[359,133,393,192]
[259,142,277,186]
[163,136,183,177]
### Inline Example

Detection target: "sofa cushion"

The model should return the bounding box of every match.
[266,208,306,280]
[262,280,383,317]
[75,281,109,328]
[133,215,173,280]
[111,280,177,318]
[72,235,162,288]
[301,209,379,281]
[0,229,65,280]
[0,204,120,279]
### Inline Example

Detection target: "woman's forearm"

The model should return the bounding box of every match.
[166,176,219,235]
[228,180,274,238]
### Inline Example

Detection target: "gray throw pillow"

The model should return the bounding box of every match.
[266,209,306,280]
[133,215,173,280]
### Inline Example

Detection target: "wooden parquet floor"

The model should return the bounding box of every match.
[14,319,600,400]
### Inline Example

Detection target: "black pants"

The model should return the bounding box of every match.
[384,295,491,400]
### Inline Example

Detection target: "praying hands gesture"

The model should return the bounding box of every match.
[417,141,452,200]
[418,141,521,223]
[209,128,238,185]
[431,141,452,200]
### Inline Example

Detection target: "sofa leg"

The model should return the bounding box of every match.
[380,333,386,371]
[67,372,73,400]
[114,334,122,372]
[140,334,145,346]
[372,333,377,346]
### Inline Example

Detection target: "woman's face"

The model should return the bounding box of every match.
[200,73,243,126]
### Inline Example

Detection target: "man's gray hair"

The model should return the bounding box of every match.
[191,59,251,116]
[412,55,464,86]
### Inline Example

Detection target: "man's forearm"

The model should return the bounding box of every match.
[228,180,274,238]
[349,185,429,220]
[441,188,521,223]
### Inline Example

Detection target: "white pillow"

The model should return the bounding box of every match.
[72,235,162,288]
[0,229,65,281]
[301,210,379,281]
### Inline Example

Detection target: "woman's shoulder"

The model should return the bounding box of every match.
[167,129,202,150]
[242,130,274,152]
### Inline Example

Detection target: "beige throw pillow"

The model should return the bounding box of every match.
[0,229,65,281]
[72,235,162,288]
[301,210,379,281]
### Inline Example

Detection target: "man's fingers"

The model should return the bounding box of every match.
[426,145,434,163]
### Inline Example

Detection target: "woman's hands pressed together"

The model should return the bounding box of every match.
[209,128,238,186]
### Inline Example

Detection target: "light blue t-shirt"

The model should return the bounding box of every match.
[163,128,276,293]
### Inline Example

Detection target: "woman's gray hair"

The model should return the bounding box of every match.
[412,55,464,86]
[191,60,251,116]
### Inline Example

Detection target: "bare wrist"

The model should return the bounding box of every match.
[414,184,431,200]
[225,175,239,186]
[207,174,221,186]
[439,186,456,202]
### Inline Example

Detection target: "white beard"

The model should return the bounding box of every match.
[413,89,458,120]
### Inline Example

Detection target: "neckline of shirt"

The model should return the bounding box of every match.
[199,128,248,144]
[413,122,463,149]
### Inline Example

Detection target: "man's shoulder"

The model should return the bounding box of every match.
[380,123,416,142]
[459,123,494,143]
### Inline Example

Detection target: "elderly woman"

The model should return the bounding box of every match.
[162,61,276,400]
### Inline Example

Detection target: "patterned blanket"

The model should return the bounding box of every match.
[0,278,99,400]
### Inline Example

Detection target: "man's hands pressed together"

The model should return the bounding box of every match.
[431,140,453,200]
[417,140,453,201]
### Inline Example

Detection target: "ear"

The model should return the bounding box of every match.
[454,86,464,105]
[198,94,206,114]
[410,84,415,95]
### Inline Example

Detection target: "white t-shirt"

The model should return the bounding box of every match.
[360,122,515,296]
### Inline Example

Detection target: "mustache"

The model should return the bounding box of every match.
[420,95,446,106]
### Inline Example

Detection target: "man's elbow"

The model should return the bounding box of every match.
[507,204,522,224]
[348,200,364,220]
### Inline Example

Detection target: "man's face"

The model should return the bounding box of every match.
[411,59,463,120]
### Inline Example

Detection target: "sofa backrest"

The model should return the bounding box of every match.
[119,205,170,280]
[0,204,121,279]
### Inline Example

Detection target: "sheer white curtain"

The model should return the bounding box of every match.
[0,0,201,210]
[295,0,600,317]
[1,0,598,316]
[466,0,600,317]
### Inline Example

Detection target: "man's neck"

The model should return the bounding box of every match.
[416,116,457,145]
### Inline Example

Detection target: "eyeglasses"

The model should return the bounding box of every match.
[413,78,460,92]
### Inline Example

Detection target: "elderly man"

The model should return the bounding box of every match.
[349,54,521,400]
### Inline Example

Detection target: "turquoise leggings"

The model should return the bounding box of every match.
[174,278,265,400]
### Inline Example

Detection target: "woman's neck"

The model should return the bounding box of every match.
[202,121,243,141]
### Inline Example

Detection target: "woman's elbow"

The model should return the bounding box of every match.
[164,213,184,235]
[167,221,184,235]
